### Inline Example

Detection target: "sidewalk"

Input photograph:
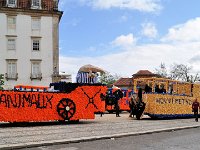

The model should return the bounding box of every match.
[0,112,200,149]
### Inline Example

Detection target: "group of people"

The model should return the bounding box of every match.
[155,85,166,93]
[76,70,100,84]
[112,87,145,119]
[144,84,167,94]
[129,88,144,119]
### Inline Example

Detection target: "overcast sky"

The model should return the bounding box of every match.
[58,0,200,79]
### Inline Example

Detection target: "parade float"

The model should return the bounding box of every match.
[0,82,107,123]
[0,64,108,123]
[133,77,200,119]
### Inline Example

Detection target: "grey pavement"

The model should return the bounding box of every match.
[0,112,200,149]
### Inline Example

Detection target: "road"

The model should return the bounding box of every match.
[23,127,200,150]
[0,113,200,149]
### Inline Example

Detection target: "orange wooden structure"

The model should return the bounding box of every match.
[0,83,107,122]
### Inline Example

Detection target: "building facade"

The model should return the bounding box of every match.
[0,0,62,89]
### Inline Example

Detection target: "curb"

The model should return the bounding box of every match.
[0,124,200,150]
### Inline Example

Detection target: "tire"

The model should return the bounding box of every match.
[57,98,76,120]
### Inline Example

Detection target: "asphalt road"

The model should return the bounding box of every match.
[1,113,200,149]
[21,127,200,150]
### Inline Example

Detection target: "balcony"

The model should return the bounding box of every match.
[0,0,58,11]
[5,73,18,81]
[30,73,42,80]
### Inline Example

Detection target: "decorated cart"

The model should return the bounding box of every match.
[0,82,107,123]
[133,77,200,119]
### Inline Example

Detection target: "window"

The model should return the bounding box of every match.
[7,16,16,30]
[5,60,18,80]
[32,18,40,30]
[32,62,40,75]
[7,0,17,7]
[7,38,16,50]
[32,39,40,51]
[31,60,42,80]
[32,0,41,8]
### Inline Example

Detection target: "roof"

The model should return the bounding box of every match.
[78,64,105,73]
[113,78,133,86]
[134,70,153,75]
[113,70,161,87]
[132,70,161,78]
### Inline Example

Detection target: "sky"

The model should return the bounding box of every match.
[58,0,200,80]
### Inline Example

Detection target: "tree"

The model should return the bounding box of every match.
[0,74,4,90]
[169,64,200,83]
[100,72,121,87]
[155,63,168,78]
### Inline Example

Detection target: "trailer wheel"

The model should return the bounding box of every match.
[57,98,76,120]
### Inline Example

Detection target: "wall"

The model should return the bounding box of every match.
[0,12,54,89]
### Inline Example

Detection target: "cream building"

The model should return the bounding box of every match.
[0,0,62,89]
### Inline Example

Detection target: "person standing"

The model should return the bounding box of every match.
[129,97,133,117]
[192,99,200,122]
[129,95,137,118]
[115,99,120,117]
[113,89,123,117]
[138,88,143,103]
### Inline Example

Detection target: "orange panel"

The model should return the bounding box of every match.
[0,84,107,122]
[118,97,130,111]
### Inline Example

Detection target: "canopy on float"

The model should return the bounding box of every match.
[78,64,105,74]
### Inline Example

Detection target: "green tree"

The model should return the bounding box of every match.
[0,74,4,90]
[100,72,121,87]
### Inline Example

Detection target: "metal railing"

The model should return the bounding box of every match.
[30,73,42,80]
[0,0,58,11]
[5,73,18,80]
